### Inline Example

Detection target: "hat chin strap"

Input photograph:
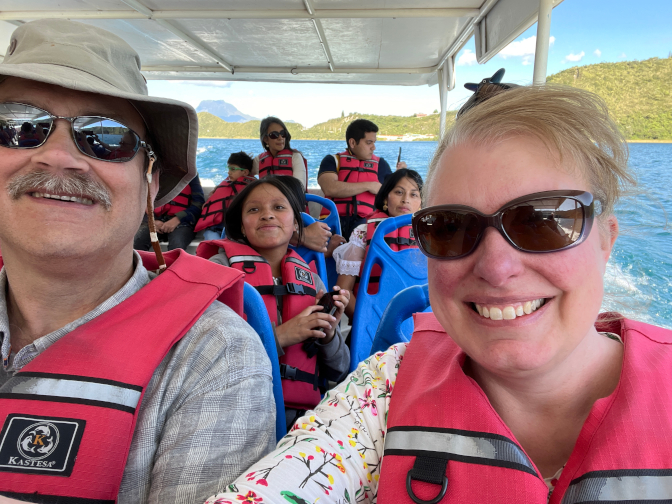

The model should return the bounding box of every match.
[144,157,167,272]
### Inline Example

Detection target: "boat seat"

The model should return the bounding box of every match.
[291,213,329,284]
[369,283,432,356]
[349,214,428,372]
[305,193,341,290]
[243,282,287,442]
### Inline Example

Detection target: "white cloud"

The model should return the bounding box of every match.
[191,81,232,88]
[457,49,477,66]
[499,35,555,66]
[594,49,602,57]
[172,80,232,88]
[564,51,585,63]
[620,52,627,58]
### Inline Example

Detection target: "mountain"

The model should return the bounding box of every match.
[547,57,672,140]
[196,100,257,123]
[196,57,672,140]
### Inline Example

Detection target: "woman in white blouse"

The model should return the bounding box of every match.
[332,168,423,318]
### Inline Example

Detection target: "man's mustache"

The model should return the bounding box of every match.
[7,170,112,211]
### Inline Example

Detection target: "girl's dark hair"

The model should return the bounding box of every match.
[374,168,424,213]
[259,116,292,152]
[227,151,253,171]
[225,175,305,245]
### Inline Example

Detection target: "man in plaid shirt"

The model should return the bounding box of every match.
[0,19,274,504]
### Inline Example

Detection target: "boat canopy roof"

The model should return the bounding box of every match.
[0,0,563,86]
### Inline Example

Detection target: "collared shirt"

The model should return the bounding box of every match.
[0,252,276,504]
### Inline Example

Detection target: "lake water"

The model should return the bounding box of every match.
[196,138,672,329]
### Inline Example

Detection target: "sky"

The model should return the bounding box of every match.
[145,0,672,127]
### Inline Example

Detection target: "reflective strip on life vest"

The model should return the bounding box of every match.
[562,470,672,503]
[228,255,268,265]
[285,256,310,269]
[384,427,537,476]
[0,372,142,414]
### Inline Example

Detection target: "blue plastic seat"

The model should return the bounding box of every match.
[242,283,287,441]
[290,213,329,284]
[305,193,341,236]
[349,214,428,371]
[370,284,432,355]
[305,193,341,290]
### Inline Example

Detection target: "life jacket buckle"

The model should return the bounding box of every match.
[406,456,449,504]
[280,363,298,381]
[285,283,305,295]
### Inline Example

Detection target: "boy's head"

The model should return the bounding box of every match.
[227,151,253,181]
[345,119,378,160]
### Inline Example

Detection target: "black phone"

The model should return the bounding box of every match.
[304,290,341,355]
[316,290,340,317]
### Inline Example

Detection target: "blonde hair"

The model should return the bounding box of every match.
[426,84,636,217]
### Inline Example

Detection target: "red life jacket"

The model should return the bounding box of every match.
[353,211,417,296]
[378,312,672,504]
[196,239,322,410]
[194,176,256,233]
[328,151,379,218]
[258,149,309,186]
[154,184,192,218]
[0,249,244,503]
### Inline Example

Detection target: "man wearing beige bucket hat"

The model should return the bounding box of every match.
[0,19,275,504]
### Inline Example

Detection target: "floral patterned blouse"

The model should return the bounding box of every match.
[205,343,405,504]
[205,332,623,504]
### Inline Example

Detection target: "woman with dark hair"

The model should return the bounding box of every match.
[252,117,339,254]
[252,116,308,190]
[333,168,423,318]
[196,176,350,428]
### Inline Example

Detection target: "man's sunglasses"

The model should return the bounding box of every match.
[0,102,152,163]
[266,130,287,140]
[412,190,595,260]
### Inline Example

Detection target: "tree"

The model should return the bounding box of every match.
[341,110,344,118]
[433,109,438,113]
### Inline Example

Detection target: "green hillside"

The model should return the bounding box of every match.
[198,57,672,141]
[198,112,306,139]
[198,110,454,141]
[547,57,672,140]
[298,112,454,140]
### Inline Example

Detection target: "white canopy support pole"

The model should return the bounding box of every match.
[532,0,553,85]
[438,66,446,138]
[438,56,454,138]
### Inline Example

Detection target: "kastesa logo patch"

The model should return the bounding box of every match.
[294,267,313,286]
[0,414,85,476]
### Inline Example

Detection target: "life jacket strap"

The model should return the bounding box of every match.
[255,283,317,297]
[385,237,417,247]
[279,363,325,392]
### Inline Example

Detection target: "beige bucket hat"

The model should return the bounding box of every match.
[0,19,198,206]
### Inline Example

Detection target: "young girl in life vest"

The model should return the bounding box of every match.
[333,168,423,319]
[195,151,256,240]
[197,176,351,429]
